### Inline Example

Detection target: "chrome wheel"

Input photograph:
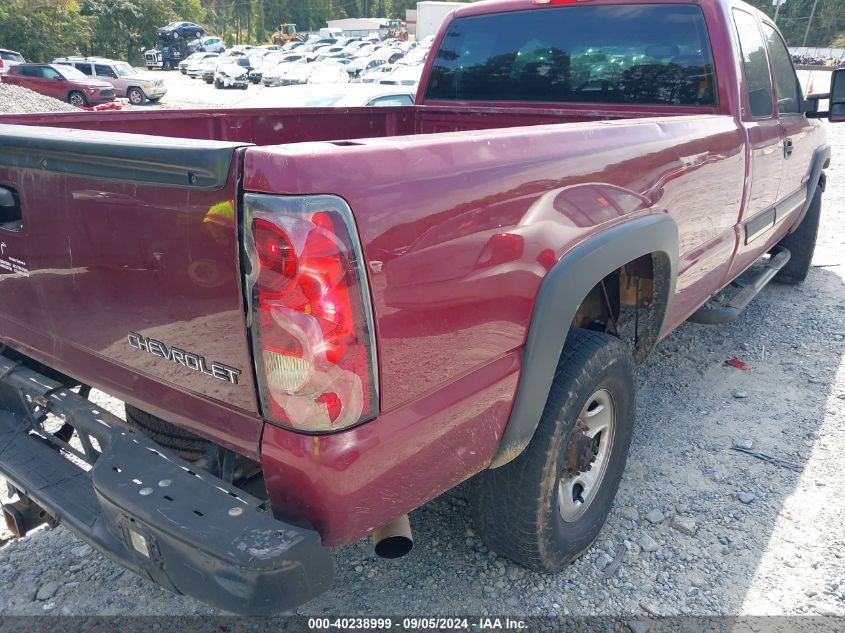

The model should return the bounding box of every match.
[128,88,144,105]
[558,388,616,522]
[68,92,85,107]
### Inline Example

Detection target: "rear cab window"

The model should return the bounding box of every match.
[732,9,773,118]
[424,3,717,106]
[0,51,24,62]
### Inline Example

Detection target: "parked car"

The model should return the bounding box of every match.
[347,56,386,78]
[261,61,311,86]
[307,63,350,85]
[0,0,840,616]
[361,63,396,83]
[188,54,220,80]
[237,83,415,108]
[52,57,166,104]
[376,63,423,86]
[0,49,25,74]
[157,21,204,40]
[214,61,250,89]
[190,36,225,53]
[0,63,114,106]
[179,51,218,74]
[249,53,301,84]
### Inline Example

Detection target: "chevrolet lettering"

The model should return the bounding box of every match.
[127,332,242,385]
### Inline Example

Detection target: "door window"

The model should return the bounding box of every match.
[732,10,773,118]
[95,64,117,78]
[41,67,62,80]
[761,23,801,114]
[74,63,93,75]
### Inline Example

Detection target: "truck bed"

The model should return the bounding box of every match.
[0,103,745,538]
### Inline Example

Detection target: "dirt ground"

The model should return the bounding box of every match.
[0,122,843,618]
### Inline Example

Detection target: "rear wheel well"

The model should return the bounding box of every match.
[571,252,670,364]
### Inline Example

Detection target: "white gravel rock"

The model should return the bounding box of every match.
[0,83,77,114]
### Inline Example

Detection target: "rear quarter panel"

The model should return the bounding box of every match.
[246,114,745,543]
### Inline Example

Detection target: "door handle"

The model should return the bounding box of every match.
[783,137,794,158]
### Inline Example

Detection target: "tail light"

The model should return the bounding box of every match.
[475,233,524,268]
[243,194,378,432]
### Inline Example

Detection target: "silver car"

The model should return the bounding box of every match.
[52,57,166,104]
[0,49,25,74]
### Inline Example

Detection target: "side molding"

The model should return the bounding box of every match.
[788,144,830,234]
[489,213,679,469]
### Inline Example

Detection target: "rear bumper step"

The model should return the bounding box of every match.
[0,353,334,614]
[688,246,791,325]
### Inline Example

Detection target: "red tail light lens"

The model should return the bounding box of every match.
[244,194,378,432]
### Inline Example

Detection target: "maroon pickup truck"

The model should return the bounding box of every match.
[0,0,842,614]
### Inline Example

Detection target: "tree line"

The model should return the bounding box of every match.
[0,0,842,66]
[0,0,422,64]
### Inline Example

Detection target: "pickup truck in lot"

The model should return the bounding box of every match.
[0,0,842,615]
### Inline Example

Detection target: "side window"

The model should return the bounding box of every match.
[20,66,40,77]
[75,63,93,75]
[95,64,116,78]
[41,67,61,80]
[732,10,773,118]
[762,23,801,114]
[368,94,414,106]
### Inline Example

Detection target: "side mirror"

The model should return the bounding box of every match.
[805,67,845,122]
[831,67,845,122]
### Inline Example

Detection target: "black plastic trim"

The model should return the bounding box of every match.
[788,144,830,234]
[0,352,334,614]
[744,207,775,245]
[489,214,678,469]
[0,123,251,190]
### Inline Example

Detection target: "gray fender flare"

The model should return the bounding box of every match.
[789,143,830,234]
[489,213,679,469]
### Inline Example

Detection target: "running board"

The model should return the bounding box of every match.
[688,246,791,325]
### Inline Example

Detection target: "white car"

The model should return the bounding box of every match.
[262,61,311,87]
[377,64,423,86]
[237,84,416,108]
[307,63,350,85]
[190,36,225,53]
[0,49,25,74]
[214,62,249,89]
[361,64,396,83]
[179,51,219,74]
[187,54,220,78]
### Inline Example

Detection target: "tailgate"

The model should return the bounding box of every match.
[0,123,262,455]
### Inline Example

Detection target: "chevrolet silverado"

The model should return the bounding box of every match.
[0,0,842,614]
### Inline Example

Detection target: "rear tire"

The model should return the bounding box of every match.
[471,328,635,571]
[124,404,209,462]
[214,78,223,89]
[775,184,822,284]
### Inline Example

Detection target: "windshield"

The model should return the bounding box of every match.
[55,65,87,80]
[114,63,135,76]
[425,4,716,106]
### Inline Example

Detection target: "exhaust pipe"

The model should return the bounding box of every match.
[372,514,413,559]
[3,498,50,538]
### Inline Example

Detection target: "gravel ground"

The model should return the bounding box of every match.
[0,83,77,114]
[0,123,843,618]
